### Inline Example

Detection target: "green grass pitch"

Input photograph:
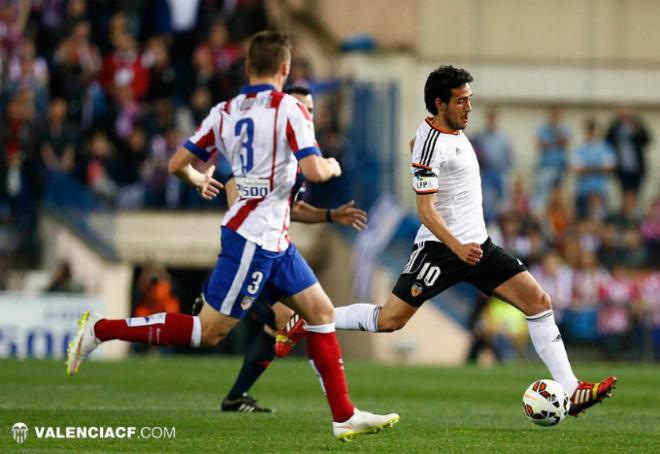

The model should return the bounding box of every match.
[1,357,659,452]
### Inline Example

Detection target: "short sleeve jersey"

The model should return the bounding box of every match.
[184,84,321,252]
[411,118,488,245]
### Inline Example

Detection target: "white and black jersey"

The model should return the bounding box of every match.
[411,118,488,245]
[391,118,525,307]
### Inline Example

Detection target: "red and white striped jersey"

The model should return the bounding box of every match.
[597,277,638,335]
[184,84,320,252]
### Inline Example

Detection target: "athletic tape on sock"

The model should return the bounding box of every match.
[190,316,201,348]
[304,323,336,334]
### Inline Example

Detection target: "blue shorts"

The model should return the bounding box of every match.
[203,227,318,319]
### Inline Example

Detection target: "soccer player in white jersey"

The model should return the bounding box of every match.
[278,65,616,417]
[66,31,398,441]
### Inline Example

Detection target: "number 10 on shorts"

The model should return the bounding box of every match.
[417,263,441,286]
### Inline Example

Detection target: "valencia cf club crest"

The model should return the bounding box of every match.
[411,282,424,298]
[240,296,255,310]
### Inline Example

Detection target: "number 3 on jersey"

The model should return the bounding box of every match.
[235,118,254,174]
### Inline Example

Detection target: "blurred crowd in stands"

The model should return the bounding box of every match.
[1,1,658,359]
[0,0,320,266]
[473,106,659,360]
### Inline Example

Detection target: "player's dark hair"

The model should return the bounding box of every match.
[424,65,473,115]
[247,30,291,76]
[284,85,311,96]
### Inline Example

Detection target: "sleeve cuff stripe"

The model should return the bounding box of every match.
[412,163,432,170]
[184,140,210,162]
[414,189,438,194]
[295,146,322,159]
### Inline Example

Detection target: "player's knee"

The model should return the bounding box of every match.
[377,315,407,332]
[528,290,552,315]
[199,325,224,347]
[304,304,334,326]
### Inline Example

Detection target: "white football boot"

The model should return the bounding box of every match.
[332,408,400,442]
[66,311,102,376]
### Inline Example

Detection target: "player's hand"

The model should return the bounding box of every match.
[453,242,483,266]
[330,200,367,231]
[326,157,342,178]
[196,165,224,200]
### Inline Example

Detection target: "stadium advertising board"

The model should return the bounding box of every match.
[0,293,105,359]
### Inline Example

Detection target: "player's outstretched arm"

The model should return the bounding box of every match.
[168,147,224,200]
[416,193,482,265]
[291,200,367,231]
[298,155,342,183]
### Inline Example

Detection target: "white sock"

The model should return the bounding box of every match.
[526,310,579,394]
[190,316,201,348]
[334,304,381,332]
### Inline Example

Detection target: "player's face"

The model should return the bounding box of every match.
[292,93,314,117]
[442,84,472,131]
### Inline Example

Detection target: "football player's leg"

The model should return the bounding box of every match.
[332,293,418,333]
[274,249,398,435]
[223,302,286,412]
[67,229,265,376]
[289,283,399,435]
[493,271,579,394]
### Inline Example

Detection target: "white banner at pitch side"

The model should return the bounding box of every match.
[0,293,106,359]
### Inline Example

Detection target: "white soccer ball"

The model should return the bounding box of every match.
[522,379,570,426]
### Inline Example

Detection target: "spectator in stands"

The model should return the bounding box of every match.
[0,88,41,265]
[620,227,647,268]
[82,131,117,201]
[111,125,148,209]
[98,31,150,102]
[0,1,29,62]
[177,86,213,132]
[133,266,181,318]
[39,98,77,176]
[192,34,225,103]
[109,84,142,141]
[7,39,50,114]
[640,196,660,268]
[638,271,660,360]
[545,185,573,240]
[608,191,641,232]
[598,266,638,360]
[571,119,616,219]
[605,106,651,211]
[468,297,528,363]
[143,35,178,102]
[473,109,514,223]
[503,175,532,217]
[530,250,574,322]
[143,125,181,208]
[533,106,571,213]
[50,24,101,133]
[198,23,242,74]
[44,261,84,293]
[573,250,610,309]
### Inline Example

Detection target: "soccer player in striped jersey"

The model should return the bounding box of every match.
[217,85,368,413]
[277,65,616,417]
[66,31,398,441]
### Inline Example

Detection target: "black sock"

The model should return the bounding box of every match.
[226,329,275,400]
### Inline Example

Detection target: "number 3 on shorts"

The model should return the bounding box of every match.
[246,271,263,295]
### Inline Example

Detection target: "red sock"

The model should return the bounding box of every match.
[306,331,355,422]
[94,313,198,347]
